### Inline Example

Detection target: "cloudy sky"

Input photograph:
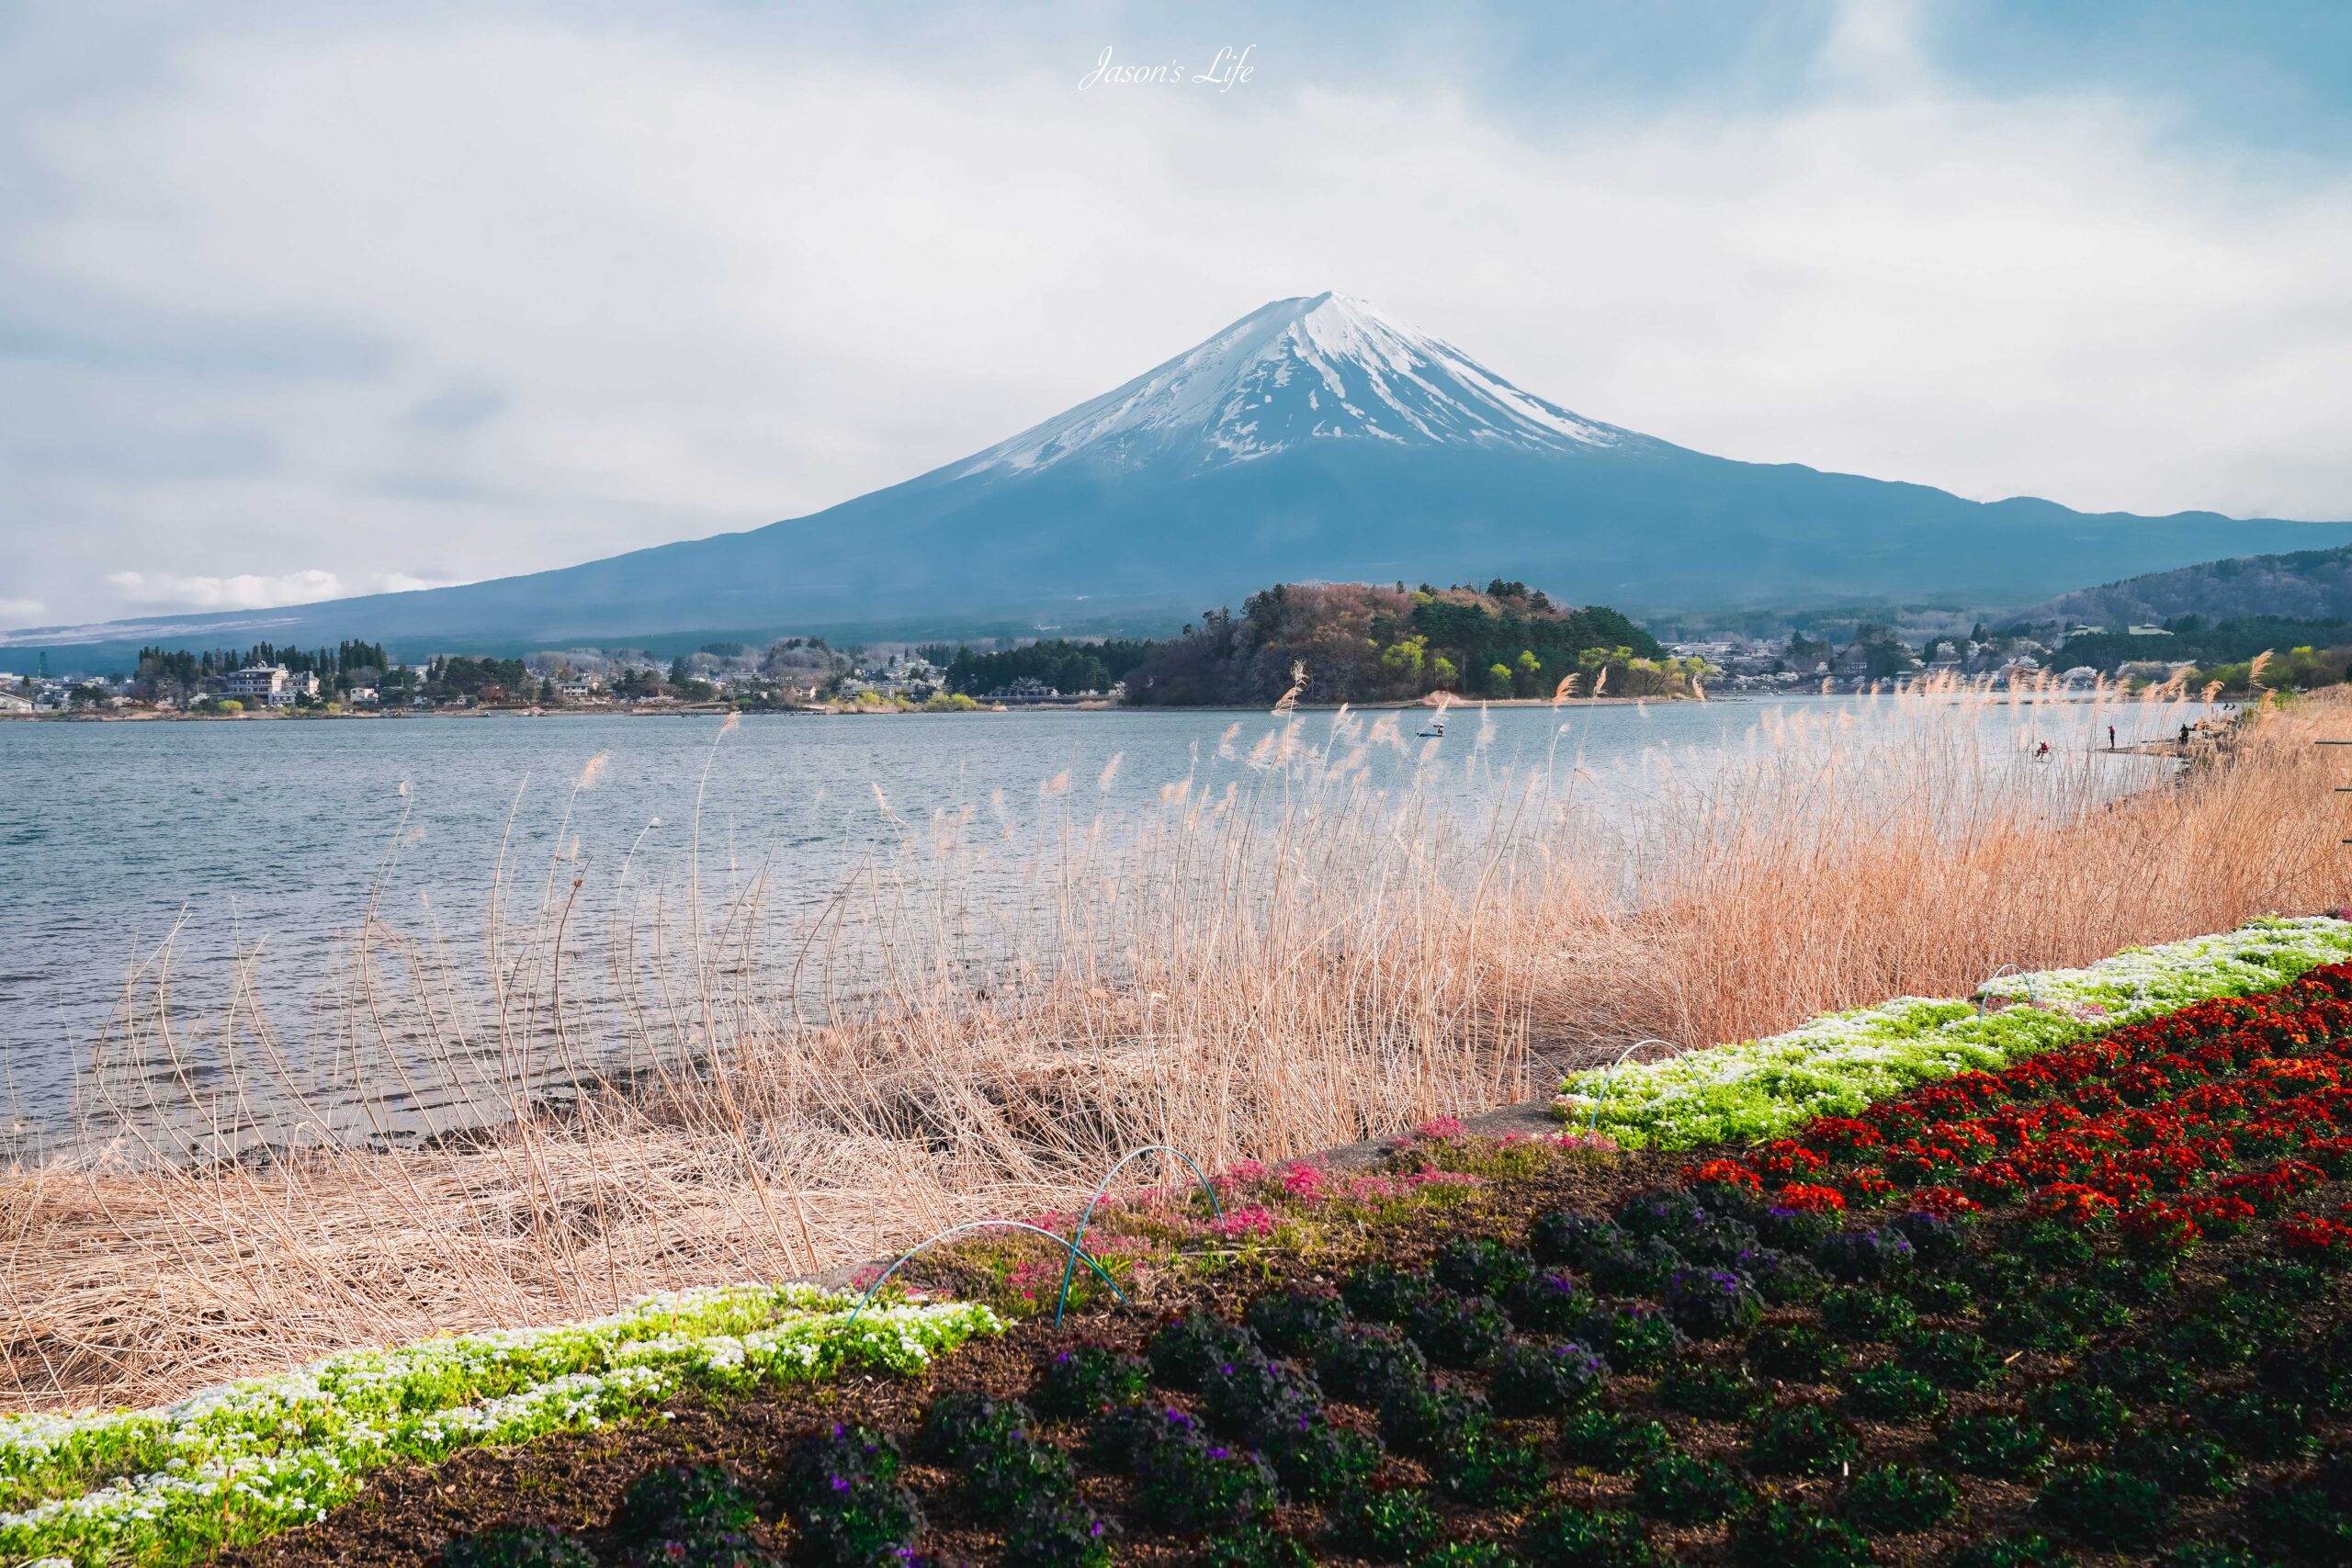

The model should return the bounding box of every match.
[4,0,2350,630]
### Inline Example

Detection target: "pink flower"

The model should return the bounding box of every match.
[1402,1168,1484,1189]
[1210,1204,1277,1240]
[1414,1115,1468,1142]
[1214,1159,1269,1191]
[1005,1258,1057,1300]
[1343,1175,1401,1201]
[1279,1161,1328,1201]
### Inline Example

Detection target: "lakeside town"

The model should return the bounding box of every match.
[0,639,1075,717]
[0,605,2307,720]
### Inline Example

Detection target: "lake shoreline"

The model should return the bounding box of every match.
[0,692,1704,722]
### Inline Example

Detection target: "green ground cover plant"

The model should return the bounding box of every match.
[1558,918,2352,1147]
[0,1289,998,1566]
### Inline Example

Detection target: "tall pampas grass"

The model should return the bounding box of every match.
[8,684,2346,1412]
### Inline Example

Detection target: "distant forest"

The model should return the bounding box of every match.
[933,639,1155,697]
[1121,581,1682,706]
[135,639,390,686]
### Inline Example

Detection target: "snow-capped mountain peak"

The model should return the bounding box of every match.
[953,291,1634,479]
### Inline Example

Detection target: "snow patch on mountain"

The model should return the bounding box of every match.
[953,291,1635,479]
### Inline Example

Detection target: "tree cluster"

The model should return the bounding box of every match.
[1122,581,1671,706]
[943,639,1153,697]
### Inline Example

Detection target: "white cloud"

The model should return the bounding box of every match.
[105,570,345,610]
[379,572,472,594]
[0,598,44,629]
[4,2,2349,625]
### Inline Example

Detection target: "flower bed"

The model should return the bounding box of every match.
[403,965,2352,1568]
[1556,917,2352,1149]
[0,1286,1000,1568]
[32,931,2352,1567]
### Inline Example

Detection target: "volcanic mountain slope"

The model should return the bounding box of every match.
[12,291,2348,659]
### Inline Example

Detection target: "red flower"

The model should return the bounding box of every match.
[1752,1143,1830,1182]
[1773,1182,1847,1214]
[1883,1141,1963,1185]
[2014,1141,2093,1185]
[2026,1183,2120,1227]
[2278,1212,2352,1262]
[2116,1144,2205,1193]
[1908,1186,1981,1217]
[2231,1120,2311,1161]
[1962,1161,2024,1202]
[2182,1194,2256,1237]
[1862,1103,1929,1145]
[2119,1201,2200,1257]
[2171,1083,2249,1120]
[1838,1166,1894,1201]
[2113,1110,2185,1149]
[2086,1164,2154,1205]
[2215,1158,2328,1213]
[1800,1118,1884,1158]
[2254,1055,2340,1089]
[2185,1134,2238,1171]
[1976,1109,2043,1149]
[1927,1120,1998,1154]
[2308,1086,2352,1128]
[1683,1158,1763,1191]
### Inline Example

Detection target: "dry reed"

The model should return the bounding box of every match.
[6,678,2346,1412]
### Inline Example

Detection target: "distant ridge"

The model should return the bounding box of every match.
[9,290,2349,666]
[2013,542,2352,628]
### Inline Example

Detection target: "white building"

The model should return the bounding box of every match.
[222,664,296,706]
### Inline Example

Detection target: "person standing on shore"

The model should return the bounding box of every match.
[2109,724,2116,749]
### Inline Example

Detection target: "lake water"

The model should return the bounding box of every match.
[0,695,2177,1148]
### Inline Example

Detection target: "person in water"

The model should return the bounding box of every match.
[2036,740,2051,759]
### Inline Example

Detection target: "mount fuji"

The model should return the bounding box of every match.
[13,291,2349,659]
